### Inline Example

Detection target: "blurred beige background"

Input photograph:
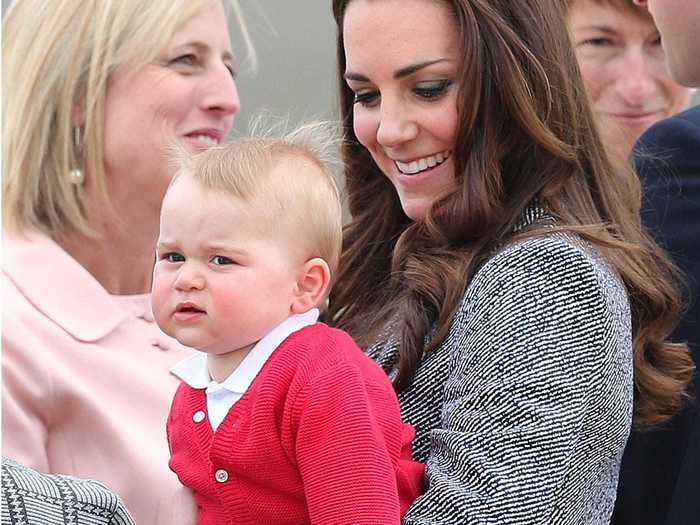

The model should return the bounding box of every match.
[230,1,338,134]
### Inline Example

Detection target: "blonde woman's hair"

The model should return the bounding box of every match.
[2,0,253,238]
[174,120,344,273]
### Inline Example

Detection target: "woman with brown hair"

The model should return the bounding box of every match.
[327,0,694,522]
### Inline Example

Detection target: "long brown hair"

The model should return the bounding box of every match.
[327,0,693,427]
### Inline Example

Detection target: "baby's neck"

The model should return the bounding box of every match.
[207,346,254,383]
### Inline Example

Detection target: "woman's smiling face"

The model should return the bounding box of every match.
[342,0,460,221]
[101,0,240,212]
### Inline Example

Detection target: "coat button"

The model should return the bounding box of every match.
[192,411,206,423]
[215,469,229,483]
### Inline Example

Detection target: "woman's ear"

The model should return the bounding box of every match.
[72,103,85,128]
[291,257,331,314]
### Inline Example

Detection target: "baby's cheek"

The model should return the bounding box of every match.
[209,287,242,324]
[150,279,171,330]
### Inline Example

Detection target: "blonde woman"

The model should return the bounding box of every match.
[2,1,248,523]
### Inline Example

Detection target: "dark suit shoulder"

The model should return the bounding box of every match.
[634,105,700,176]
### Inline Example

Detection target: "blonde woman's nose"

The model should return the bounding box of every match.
[200,63,241,118]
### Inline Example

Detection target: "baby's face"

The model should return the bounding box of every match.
[151,173,300,356]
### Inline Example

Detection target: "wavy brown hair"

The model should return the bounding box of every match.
[326,0,694,427]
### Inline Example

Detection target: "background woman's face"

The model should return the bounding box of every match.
[342,0,460,221]
[101,0,240,213]
[567,0,691,166]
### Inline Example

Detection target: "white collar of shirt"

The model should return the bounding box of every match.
[171,309,319,430]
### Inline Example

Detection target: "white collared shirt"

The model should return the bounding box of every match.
[170,309,319,430]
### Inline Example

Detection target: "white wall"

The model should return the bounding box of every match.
[230,1,338,134]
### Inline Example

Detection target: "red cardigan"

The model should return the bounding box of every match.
[167,323,424,525]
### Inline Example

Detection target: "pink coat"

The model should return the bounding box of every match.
[2,230,197,525]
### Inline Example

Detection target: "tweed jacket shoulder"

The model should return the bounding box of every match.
[368,217,634,524]
[1,458,134,525]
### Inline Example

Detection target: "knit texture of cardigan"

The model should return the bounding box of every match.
[369,209,633,524]
[167,323,424,525]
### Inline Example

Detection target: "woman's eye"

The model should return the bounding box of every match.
[162,252,185,263]
[171,54,197,67]
[582,37,615,47]
[225,63,236,78]
[415,80,453,100]
[353,90,379,107]
[211,255,234,265]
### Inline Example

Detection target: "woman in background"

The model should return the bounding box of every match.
[2,1,245,523]
[564,0,692,171]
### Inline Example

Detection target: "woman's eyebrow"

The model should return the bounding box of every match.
[344,58,451,82]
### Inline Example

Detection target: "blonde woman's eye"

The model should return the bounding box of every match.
[171,54,197,66]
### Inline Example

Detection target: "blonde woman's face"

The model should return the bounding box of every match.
[101,0,240,211]
[568,0,691,166]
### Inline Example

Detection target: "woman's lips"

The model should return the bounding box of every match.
[603,111,664,127]
[393,155,451,189]
[394,150,451,175]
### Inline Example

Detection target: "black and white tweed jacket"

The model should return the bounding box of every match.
[1,458,134,525]
[368,208,634,524]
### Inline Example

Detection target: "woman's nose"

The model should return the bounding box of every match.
[376,100,418,148]
[200,63,241,119]
[616,52,656,106]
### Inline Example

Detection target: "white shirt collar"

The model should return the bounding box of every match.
[171,308,319,392]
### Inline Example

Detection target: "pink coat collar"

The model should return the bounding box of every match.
[3,229,127,342]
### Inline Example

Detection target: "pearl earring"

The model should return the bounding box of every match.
[69,127,84,185]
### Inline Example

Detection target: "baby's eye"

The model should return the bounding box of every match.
[211,255,234,265]
[162,252,185,263]
[414,80,453,100]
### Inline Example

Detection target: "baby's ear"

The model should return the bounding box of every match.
[291,257,331,314]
